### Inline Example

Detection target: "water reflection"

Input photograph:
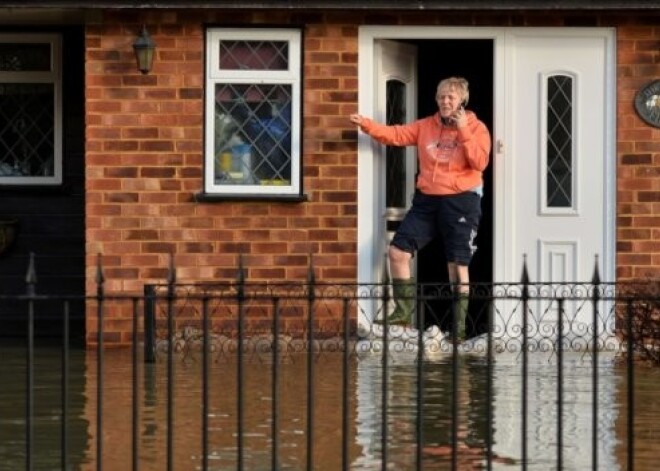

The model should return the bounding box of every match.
[0,344,91,470]
[353,354,504,470]
[1,343,659,470]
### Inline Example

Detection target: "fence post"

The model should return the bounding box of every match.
[144,284,156,364]
[380,254,390,469]
[306,254,316,471]
[591,255,601,471]
[95,253,105,471]
[166,253,176,471]
[520,255,529,471]
[237,253,246,471]
[25,253,37,471]
[626,298,635,471]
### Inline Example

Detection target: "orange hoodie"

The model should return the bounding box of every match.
[359,111,491,195]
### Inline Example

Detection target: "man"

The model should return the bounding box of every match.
[350,77,491,340]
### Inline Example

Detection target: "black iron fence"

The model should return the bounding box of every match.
[1,253,659,470]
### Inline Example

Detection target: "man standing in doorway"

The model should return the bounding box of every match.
[350,77,491,340]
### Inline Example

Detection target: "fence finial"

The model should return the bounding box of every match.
[237,253,245,285]
[591,254,601,285]
[95,253,105,286]
[520,254,530,301]
[25,252,37,295]
[307,251,316,286]
[236,253,246,301]
[167,252,177,285]
[382,253,390,285]
[520,254,530,284]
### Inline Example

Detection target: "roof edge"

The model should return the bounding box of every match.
[0,1,659,10]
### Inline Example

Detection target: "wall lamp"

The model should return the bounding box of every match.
[133,25,156,74]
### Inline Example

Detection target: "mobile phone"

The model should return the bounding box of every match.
[450,105,464,123]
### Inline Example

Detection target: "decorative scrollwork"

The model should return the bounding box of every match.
[143,280,659,365]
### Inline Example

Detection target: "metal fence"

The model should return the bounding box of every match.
[1,253,659,470]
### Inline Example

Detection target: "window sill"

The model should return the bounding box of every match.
[0,184,71,195]
[194,192,308,203]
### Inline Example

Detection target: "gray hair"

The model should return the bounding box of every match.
[436,77,469,105]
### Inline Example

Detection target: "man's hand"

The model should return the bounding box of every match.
[450,107,467,128]
[349,114,364,126]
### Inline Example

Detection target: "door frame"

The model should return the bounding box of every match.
[356,26,615,328]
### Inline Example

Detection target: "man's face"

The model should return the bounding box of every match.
[436,86,463,118]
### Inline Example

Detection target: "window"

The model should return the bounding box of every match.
[0,34,62,185]
[205,28,301,197]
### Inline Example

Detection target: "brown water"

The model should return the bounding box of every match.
[1,343,659,470]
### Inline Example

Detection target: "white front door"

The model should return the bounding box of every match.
[500,30,614,283]
[495,29,615,338]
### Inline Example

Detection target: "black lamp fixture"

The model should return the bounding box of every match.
[133,25,156,74]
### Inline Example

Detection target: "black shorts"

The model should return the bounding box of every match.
[391,191,481,265]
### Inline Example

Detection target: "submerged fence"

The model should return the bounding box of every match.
[1,253,659,470]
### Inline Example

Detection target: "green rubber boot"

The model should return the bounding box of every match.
[375,278,416,326]
[454,294,469,341]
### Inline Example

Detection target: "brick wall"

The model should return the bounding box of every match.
[85,9,660,344]
[616,24,660,281]
[85,10,361,344]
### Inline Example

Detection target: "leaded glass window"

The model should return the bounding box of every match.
[213,84,292,184]
[0,35,61,185]
[0,84,55,177]
[219,40,288,71]
[385,80,406,209]
[546,75,573,208]
[205,29,301,197]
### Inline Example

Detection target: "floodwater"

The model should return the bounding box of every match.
[1,342,659,470]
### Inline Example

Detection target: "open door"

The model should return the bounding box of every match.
[370,40,418,322]
[374,40,417,276]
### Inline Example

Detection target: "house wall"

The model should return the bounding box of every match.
[84,9,660,345]
[615,23,660,280]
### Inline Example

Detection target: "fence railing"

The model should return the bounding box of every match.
[1,253,659,470]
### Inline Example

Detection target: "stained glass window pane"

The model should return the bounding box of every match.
[219,40,288,71]
[0,83,55,178]
[547,75,573,208]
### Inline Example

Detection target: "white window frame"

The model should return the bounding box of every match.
[0,33,62,186]
[204,28,302,197]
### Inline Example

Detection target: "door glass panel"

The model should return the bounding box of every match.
[546,75,573,208]
[385,79,406,209]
